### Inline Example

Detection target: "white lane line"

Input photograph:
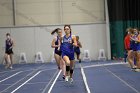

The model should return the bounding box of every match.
[0,71,22,83]
[0,68,21,74]
[80,64,91,93]
[42,70,59,93]
[0,72,11,78]
[105,67,140,93]
[48,70,62,93]
[1,65,45,93]
[41,68,57,72]
[11,71,41,93]
[83,62,127,69]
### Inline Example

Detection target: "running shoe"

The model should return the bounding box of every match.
[134,68,140,72]
[65,76,69,82]
[79,59,81,63]
[9,66,13,69]
[69,78,73,83]
[62,75,65,79]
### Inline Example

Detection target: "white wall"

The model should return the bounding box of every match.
[0,0,13,27]
[0,23,108,63]
[0,0,104,26]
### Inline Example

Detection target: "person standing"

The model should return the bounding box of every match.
[4,33,14,69]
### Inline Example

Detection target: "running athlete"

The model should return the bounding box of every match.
[74,36,82,63]
[129,28,138,70]
[60,25,77,83]
[51,28,66,79]
[4,33,14,69]
[124,28,136,69]
[132,28,140,72]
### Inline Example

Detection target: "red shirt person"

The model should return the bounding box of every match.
[124,33,131,50]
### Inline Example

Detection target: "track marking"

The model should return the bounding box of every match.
[0,64,46,93]
[104,67,140,93]
[80,64,91,93]
[11,71,41,93]
[0,72,13,78]
[0,71,22,83]
[83,62,127,69]
[41,70,59,93]
[26,81,49,85]
[0,68,21,74]
[41,68,57,72]
[47,70,62,93]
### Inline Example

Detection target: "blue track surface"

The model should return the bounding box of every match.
[0,61,140,93]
